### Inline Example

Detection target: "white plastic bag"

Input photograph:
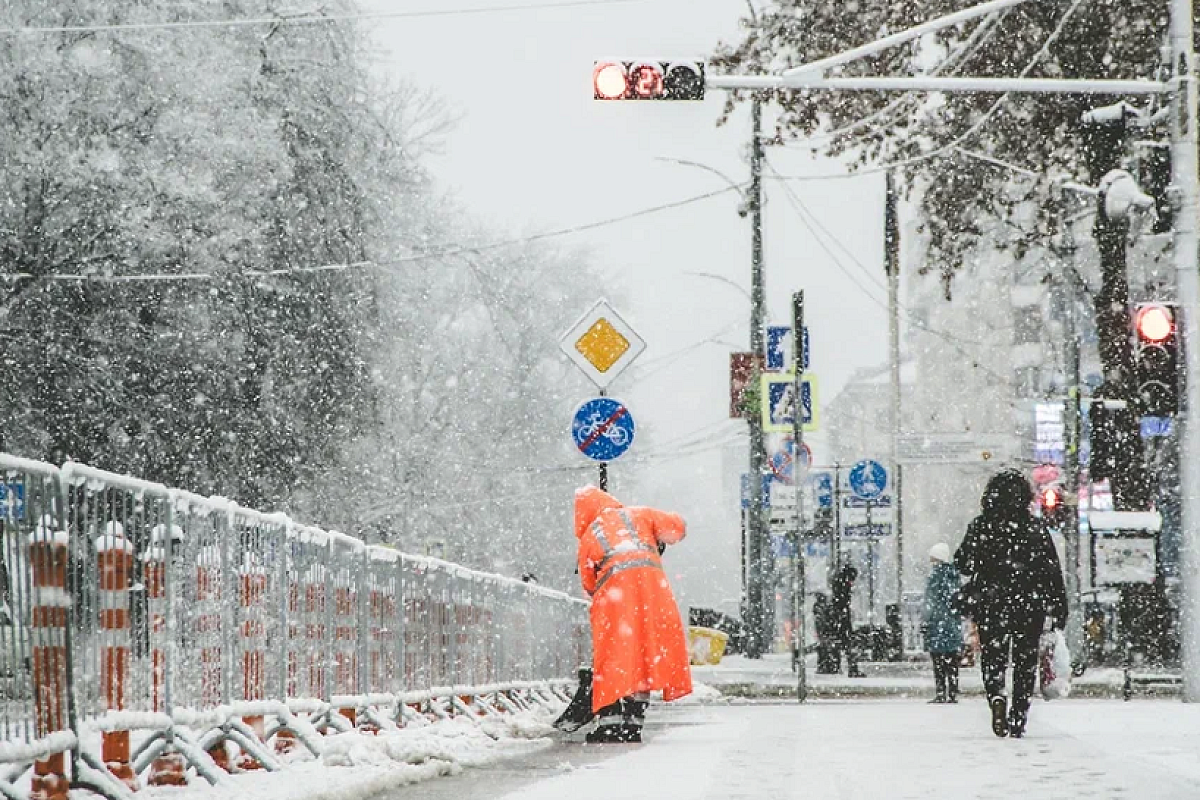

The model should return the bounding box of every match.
[1039,629,1072,700]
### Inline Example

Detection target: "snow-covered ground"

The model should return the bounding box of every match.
[376,698,1200,800]
[131,709,560,800]
[692,653,1158,698]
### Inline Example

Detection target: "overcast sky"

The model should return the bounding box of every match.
[368,0,893,610]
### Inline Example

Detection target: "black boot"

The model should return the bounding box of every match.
[990,696,1009,738]
[585,702,628,743]
[553,668,595,733]
[620,698,648,744]
[1008,707,1027,738]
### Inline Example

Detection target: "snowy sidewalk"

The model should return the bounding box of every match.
[692,654,1171,699]
[379,698,1200,800]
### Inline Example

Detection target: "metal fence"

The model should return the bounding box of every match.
[0,454,589,800]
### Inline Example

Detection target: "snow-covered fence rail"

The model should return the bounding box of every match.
[0,454,588,800]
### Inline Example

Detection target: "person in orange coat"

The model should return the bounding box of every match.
[573,485,692,743]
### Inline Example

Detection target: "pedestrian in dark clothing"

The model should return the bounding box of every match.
[955,469,1068,739]
[923,543,963,704]
[830,564,863,677]
[813,593,839,674]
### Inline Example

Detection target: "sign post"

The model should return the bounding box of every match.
[849,460,888,626]
[560,300,646,491]
[790,292,807,703]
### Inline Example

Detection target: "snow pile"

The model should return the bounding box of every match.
[141,708,558,800]
[668,683,727,706]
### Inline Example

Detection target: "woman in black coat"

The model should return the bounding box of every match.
[955,469,1068,738]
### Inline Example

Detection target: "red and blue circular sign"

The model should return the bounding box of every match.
[769,437,811,485]
[572,397,636,462]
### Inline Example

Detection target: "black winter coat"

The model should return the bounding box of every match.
[954,470,1068,628]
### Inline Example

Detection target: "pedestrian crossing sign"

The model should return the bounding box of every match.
[761,374,818,433]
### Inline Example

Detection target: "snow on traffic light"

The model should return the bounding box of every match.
[1133,303,1179,416]
[592,61,705,101]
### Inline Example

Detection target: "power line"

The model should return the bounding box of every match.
[767,0,1088,182]
[0,0,646,36]
[765,161,1016,388]
[0,187,739,284]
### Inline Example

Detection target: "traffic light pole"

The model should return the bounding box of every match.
[746,94,771,660]
[1057,189,1086,671]
[885,170,905,633]
[1167,0,1200,703]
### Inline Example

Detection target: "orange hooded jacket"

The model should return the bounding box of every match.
[574,486,692,712]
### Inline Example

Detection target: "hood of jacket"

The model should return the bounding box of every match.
[574,485,622,539]
[980,469,1033,521]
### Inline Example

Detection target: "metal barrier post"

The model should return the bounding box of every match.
[237,542,268,770]
[95,523,137,790]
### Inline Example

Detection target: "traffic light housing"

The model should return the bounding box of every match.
[593,61,705,101]
[1133,303,1179,416]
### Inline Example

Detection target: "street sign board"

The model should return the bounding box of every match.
[571,397,636,462]
[559,299,646,389]
[761,374,818,433]
[765,325,810,372]
[740,473,771,509]
[843,494,891,509]
[843,523,892,538]
[1,479,25,522]
[729,353,761,418]
[848,459,887,500]
[768,437,811,485]
[896,433,1011,464]
[811,471,833,509]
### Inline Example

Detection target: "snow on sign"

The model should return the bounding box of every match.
[848,459,887,500]
[765,325,810,372]
[1,479,25,522]
[768,436,811,485]
[559,299,646,389]
[571,397,635,462]
[760,374,818,433]
[896,433,1011,464]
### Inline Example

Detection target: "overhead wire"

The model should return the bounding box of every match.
[0,187,740,284]
[0,0,648,36]
[764,159,1017,388]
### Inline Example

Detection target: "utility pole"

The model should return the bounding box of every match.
[885,171,905,627]
[1057,185,1086,670]
[1168,0,1200,702]
[791,290,808,702]
[746,93,770,659]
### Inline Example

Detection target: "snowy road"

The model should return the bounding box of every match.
[379,699,1200,800]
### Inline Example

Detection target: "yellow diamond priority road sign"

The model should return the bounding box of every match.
[560,299,646,389]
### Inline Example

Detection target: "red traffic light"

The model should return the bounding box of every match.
[1136,304,1174,343]
[1040,486,1062,511]
[593,60,705,101]
[593,62,628,100]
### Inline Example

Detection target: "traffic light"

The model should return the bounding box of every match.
[592,61,705,101]
[1133,303,1179,416]
[1039,485,1068,529]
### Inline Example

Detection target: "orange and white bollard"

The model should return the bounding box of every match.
[96,522,138,791]
[195,548,228,771]
[236,557,268,770]
[334,584,357,727]
[143,526,187,786]
[28,521,70,800]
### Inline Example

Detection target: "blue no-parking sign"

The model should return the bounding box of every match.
[571,397,636,462]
